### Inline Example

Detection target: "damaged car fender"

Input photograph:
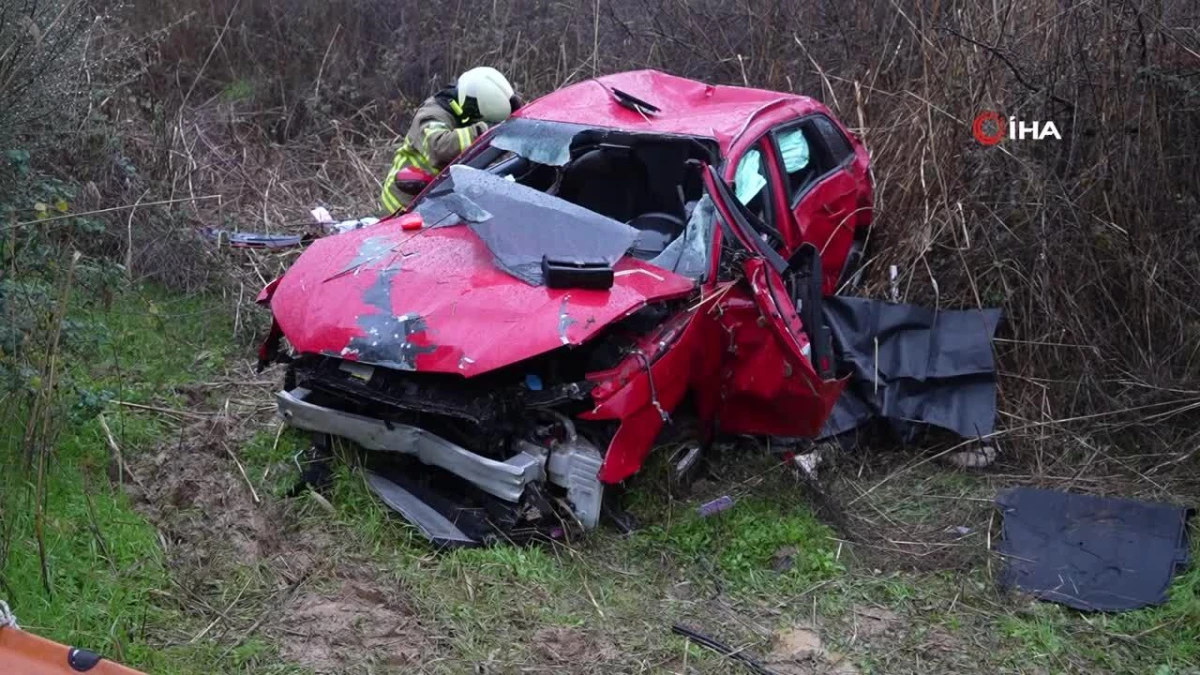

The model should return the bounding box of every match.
[583,308,713,483]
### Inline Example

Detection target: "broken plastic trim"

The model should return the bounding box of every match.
[365,472,477,547]
[610,87,661,115]
[277,388,543,501]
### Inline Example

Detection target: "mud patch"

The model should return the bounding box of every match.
[125,417,287,577]
[767,625,860,675]
[850,605,900,641]
[275,570,431,673]
[532,626,619,664]
[122,410,432,669]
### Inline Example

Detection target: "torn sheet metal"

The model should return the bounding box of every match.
[421,166,638,285]
[996,488,1193,611]
[817,297,1002,442]
[345,268,436,370]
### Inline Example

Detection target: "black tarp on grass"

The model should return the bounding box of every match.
[996,487,1193,611]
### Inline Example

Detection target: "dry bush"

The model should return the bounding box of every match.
[0,0,96,153]
[92,0,1200,462]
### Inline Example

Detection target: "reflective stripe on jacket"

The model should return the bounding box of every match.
[379,93,489,213]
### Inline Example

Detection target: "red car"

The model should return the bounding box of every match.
[258,70,873,546]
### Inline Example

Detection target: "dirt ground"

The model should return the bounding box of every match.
[123,387,434,673]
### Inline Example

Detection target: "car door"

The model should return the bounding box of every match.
[768,115,862,294]
[728,136,788,253]
[700,166,846,438]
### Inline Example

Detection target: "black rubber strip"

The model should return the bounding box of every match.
[670,624,780,675]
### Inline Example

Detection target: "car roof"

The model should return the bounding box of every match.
[512,70,823,155]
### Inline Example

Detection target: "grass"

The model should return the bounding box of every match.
[0,285,268,674]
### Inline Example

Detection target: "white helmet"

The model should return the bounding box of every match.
[457,67,516,124]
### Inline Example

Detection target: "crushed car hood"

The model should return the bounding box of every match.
[269,221,696,376]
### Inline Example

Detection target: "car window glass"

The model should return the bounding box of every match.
[811,116,853,164]
[779,124,825,198]
[734,148,767,205]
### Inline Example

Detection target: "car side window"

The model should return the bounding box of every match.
[774,115,853,203]
[776,127,815,197]
[811,115,853,164]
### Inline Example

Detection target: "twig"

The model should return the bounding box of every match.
[6,196,222,230]
[112,400,210,419]
[224,444,260,504]
[312,24,342,100]
[98,414,148,492]
[125,189,150,279]
[181,0,241,108]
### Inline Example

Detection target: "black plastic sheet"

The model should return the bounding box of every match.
[818,297,1002,441]
[996,487,1192,611]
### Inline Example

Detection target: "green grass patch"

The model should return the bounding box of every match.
[0,286,254,673]
[647,496,844,594]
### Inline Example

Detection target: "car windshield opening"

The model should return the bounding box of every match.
[415,119,718,284]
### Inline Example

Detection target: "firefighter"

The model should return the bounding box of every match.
[379,67,521,213]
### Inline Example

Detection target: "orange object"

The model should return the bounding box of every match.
[398,212,424,231]
[0,625,145,674]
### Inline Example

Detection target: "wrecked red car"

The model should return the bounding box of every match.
[258,70,873,546]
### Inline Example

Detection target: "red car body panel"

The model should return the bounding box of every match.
[270,217,696,377]
[513,70,818,155]
[265,70,872,512]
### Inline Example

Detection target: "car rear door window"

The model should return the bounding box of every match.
[774,116,853,203]
[811,115,853,164]
[777,128,811,173]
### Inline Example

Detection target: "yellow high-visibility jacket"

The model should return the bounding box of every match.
[380,90,489,213]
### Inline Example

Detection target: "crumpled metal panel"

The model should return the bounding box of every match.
[268,213,694,377]
[513,69,814,155]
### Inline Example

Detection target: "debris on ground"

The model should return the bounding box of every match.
[698,495,736,518]
[672,624,781,674]
[996,487,1193,610]
[200,227,317,249]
